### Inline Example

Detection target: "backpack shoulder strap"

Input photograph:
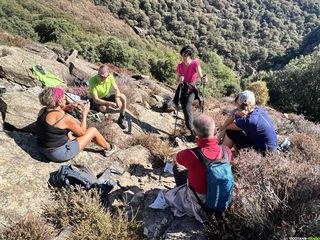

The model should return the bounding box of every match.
[191,147,211,168]
[191,145,230,168]
[219,145,229,163]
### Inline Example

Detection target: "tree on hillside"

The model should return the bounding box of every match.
[267,48,320,121]
[202,51,240,94]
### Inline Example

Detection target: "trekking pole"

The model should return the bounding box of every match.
[174,83,182,136]
[201,75,206,113]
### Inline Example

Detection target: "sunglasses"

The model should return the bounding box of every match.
[98,73,108,79]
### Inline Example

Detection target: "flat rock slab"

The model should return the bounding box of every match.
[0,131,55,229]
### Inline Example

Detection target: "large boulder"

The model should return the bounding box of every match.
[0,80,42,132]
[0,46,72,87]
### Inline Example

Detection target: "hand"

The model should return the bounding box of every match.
[234,110,246,118]
[177,76,184,85]
[82,102,90,115]
[217,128,226,143]
[201,75,208,85]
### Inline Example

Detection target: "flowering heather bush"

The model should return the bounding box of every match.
[292,119,320,138]
[289,133,320,163]
[209,142,320,239]
[116,75,139,111]
[0,213,57,240]
[66,86,89,100]
[88,115,115,144]
[0,31,31,47]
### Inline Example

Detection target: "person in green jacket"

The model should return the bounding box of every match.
[89,64,127,129]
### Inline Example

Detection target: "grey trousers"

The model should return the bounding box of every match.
[181,92,195,131]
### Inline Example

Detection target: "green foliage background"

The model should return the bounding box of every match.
[266,47,320,121]
[100,0,320,74]
[0,0,320,120]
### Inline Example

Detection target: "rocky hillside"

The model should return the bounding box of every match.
[0,40,210,239]
[0,40,319,239]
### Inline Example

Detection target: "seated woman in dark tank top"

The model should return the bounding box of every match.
[37,87,112,162]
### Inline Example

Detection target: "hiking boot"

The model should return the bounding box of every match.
[117,115,127,129]
[166,106,176,113]
[102,144,118,157]
[185,134,196,143]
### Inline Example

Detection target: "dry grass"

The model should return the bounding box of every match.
[128,132,175,164]
[43,186,141,240]
[88,115,116,144]
[0,31,30,47]
[0,213,57,240]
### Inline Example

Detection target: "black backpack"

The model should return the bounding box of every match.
[49,165,114,200]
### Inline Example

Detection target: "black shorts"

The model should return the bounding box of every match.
[90,94,116,111]
[225,130,277,156]
[225,130,255,150]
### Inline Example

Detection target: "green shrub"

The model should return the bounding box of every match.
[98,36,132,68]
[201,51,239,93]
[224,83,241,96]
[148,51,179,84]
[33,17,78,43]
[248,80,269,106]
[78,40,100,63]
[131,50,150,74]
[0,16,38,40]
[0,0,31,20]
[150,57,176,84]
[267,48,320,121]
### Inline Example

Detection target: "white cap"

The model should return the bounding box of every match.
[237,90,256,105]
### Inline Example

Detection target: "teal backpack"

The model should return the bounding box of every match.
[191,146,234,214]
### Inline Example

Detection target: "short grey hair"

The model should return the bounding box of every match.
[193,114,215,138]
[98,64,109,75]
[38,87,56,107]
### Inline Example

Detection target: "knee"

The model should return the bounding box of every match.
[120,93,126,102]
[86,127,98,135]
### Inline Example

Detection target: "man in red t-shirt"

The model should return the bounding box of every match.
[160,114,232,222]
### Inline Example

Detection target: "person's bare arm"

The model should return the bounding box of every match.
[91,91,109,106]
[217,114,242,141]
[112,81,121,97]
[58,103,90,136]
